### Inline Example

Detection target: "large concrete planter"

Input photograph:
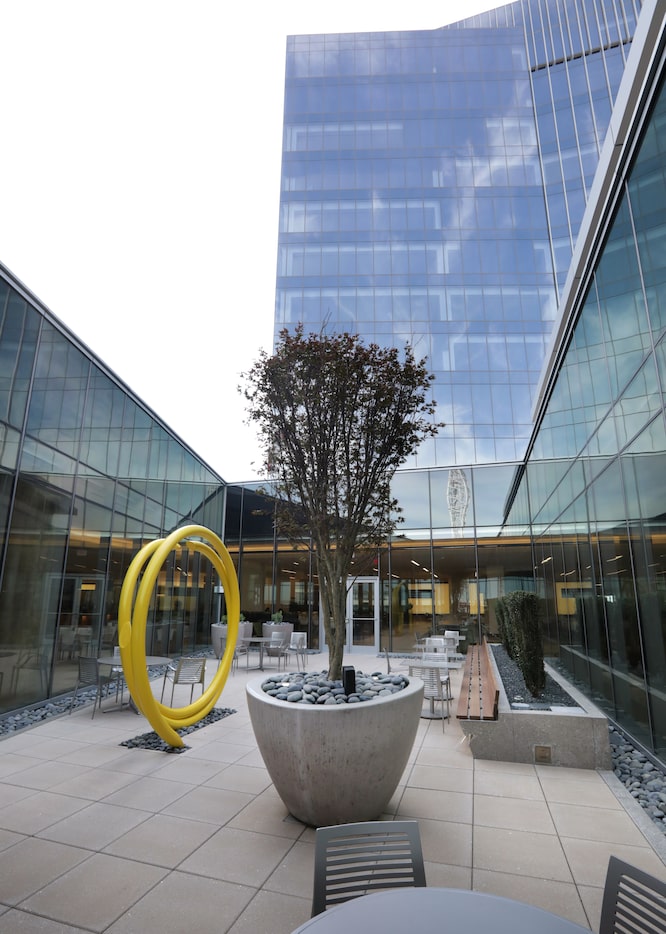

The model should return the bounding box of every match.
[458,656,612,769]
[246,675,424,827]
[210,623,228,659]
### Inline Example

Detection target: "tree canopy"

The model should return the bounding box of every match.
[242,326,441,679]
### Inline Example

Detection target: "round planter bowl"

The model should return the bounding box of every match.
[246,674,424,827]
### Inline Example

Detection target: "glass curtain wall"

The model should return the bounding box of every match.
[226,464,540,657]
[276,0,638,471]
[507,69,666,759]
[0,272,225,711]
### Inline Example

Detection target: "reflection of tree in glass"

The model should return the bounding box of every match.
[447,468,470,535]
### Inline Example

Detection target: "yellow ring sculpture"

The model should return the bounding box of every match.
[118,525,239,747]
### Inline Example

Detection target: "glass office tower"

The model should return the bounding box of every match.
[275,0,641,468]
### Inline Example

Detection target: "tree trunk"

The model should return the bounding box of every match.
[318,553,349,681]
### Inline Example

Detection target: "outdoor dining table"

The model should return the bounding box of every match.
[246,636,274,670]
[289,888,590,934]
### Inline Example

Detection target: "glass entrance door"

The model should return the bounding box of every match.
[346,577,379,654]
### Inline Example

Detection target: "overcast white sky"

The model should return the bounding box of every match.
[1,0,499,482]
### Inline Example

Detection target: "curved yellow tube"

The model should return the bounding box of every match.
[117,525,240,747]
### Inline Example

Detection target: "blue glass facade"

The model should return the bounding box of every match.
[507,51,666,758]
[275,0,640,467]
[0,266,226,711]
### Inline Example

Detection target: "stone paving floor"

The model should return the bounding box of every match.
[0,653,664,933]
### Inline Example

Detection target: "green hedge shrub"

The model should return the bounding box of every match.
[496,591,545,697]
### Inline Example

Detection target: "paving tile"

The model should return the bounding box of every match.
[0,908,90,932]
[0,791,88,835]
[180,826,296,887]
[103,748,178,777]
[226,890,311,934]
[57,743,137,768]
[49,767,138,801]
[473,759,538,776]
[2,738,87,762]
[0,754,46,779]
[36,801,149,850]
[185,741,253,764]
[539,776,623,808]
[473,793,556,834]
[103,776,194,812]
[409,764,474,793]
[473,867,589,927]
[105,871,255,934]
[577,882,604,931]
[227,789,307,839]
[4,759,92,792]
[0,828,26,853]
[104,813,218,867]
[0,783,34,809]
[473,769,544,801]
[418,816,473,867]
[397,787,473,824]
[204,763,272,794]
[535,765,604,783]
[473,825,573,882]
[425,861,472,888]
[420,746,476,770]
[0,837,90,905]
[262,839,315,898]
[148,754,228,785]
[560,837,666,887]
[550,802,651,845]
[19,853,167,932]
[161,784,254,825]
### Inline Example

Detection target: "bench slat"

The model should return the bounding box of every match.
[456,640,499,721]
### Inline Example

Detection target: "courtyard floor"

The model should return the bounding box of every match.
[0,652,664,933]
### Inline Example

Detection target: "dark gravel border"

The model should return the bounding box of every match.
[490,644,579,709]
[120,706,236,753]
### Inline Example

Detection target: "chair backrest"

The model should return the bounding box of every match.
[239,621,253,645]
[77,655,99,685]
[600,856,666,933]
[312,820,426,917]
[425,637,445,652]
[409,664,444,699]
[268,625,292,653]
[173,657,206,684]
[290,632,306,649]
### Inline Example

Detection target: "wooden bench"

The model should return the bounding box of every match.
[456,640,499,721]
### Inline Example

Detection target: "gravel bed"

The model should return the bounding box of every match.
[490,644,579,709]
[260,669,408,703]
[120,707,236,753]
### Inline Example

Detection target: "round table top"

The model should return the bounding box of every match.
[290,888,589,934]
[97,655,173,667]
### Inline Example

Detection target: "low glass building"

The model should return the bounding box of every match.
[0,265,226,712]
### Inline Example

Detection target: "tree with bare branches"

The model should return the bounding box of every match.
[242,326,440,680]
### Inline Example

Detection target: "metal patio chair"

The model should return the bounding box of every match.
[600,855,666,933]
[287,631,307,669]
[312,820,426,916]
[160,657,206,705]
[69,655,118,718]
